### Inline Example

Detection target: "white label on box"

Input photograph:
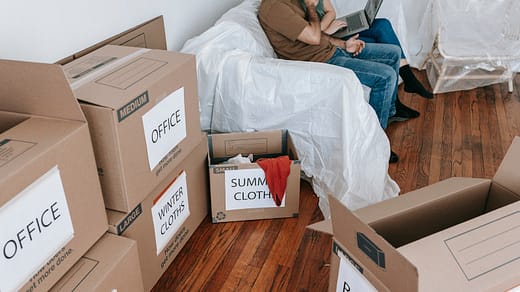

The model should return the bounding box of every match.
[0,166,74,292]
[142,87,187,170]
[337,256,377,292]
[151,171,190,255]
[224,168,286,211]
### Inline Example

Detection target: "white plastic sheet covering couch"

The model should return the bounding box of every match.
[181,0,400,217]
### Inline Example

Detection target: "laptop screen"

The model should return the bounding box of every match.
[365,0,383,24]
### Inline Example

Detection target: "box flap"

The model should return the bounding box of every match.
[329,195,418,292]
[355,177,491,225]
[493,136,520,195]
[208,130,285,161]
[0,60,85,122]
[306,219,332,235]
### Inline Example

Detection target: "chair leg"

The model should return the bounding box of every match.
[509,73,516,92]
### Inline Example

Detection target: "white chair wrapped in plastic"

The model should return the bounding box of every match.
[425,0,520,93]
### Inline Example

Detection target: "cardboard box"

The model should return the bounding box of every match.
[106,134,209,291]
[0,60,107,292]
[62,45,202,212]
[49,233,144,292]
[208,130,300,223]
[56,15,166,65]
[320,137,520,292]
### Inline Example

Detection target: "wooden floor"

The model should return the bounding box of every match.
[152,71,520,291]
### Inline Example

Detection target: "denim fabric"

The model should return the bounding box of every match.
[326,43,401,129]
[358,18,406,59]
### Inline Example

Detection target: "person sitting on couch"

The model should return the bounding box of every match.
[311,0,433,99]
[258,0,418,163]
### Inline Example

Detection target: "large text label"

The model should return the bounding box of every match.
[142,87,187,170]
[224,168,285,211]
[151,172,190,255]
[0,166,74,292]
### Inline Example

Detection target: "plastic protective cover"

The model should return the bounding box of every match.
[426,0,520,93]
[181,0,400,217]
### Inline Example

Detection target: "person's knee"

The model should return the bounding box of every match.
[374,18,392,28]
[372,18,392,33]
[387,44,401,63]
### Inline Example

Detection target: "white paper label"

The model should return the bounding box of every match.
[336,256,377,292]
[224,168,286,211]
[0,166,74,292]
[151,171,190,255]
[142,87,187,170]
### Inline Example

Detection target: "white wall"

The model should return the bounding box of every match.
[0,0,242,63]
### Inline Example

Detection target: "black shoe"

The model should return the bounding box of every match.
[389,151,399,163]
[388,97,420,124]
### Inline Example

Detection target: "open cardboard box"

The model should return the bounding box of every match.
[311,137,520,292]
[62,45,202,212]
[207,130,301,223]
[0,60,107,292]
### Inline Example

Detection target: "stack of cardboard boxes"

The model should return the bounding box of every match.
[1,43,210,291]
[61,45,210,291]
[0,60,141,291]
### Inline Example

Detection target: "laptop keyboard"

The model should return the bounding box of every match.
[345,14,363,30]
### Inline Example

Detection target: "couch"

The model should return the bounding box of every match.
[181,0,399,217]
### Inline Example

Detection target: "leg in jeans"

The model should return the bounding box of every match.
[326,44,401,129]
[358,18,406,59]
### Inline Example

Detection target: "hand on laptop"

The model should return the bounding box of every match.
[324,19,347,35]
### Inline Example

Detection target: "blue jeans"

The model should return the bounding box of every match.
[326,43,401,129]
[358,18,406,59]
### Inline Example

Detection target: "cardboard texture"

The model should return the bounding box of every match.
[49,233,144,292]
[207,130,301,223]
[56,16,166,65]
[106,134,209,291]
[62,45,202,212]
[326,137,520,292]
[0,60,107,292]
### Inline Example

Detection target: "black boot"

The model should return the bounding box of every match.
[388,96,420,124]
[390,150,399,163]
[399,64,433,99]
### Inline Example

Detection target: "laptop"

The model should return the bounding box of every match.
[332,0,383,39]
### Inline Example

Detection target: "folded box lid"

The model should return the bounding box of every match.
[0,59,85,122]
[493,136,520,195]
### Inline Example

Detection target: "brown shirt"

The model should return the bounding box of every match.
[258,0,336,62]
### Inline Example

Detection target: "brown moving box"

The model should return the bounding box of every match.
[56,15,167,65]
[208,130,300,223]
[62,45,202,212]
[0,60,107,292]
[318,137,520,292]
[50,233,144,292]
[106,134,209,291]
